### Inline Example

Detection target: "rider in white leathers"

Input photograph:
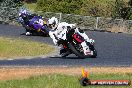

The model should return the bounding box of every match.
[48,17,94,56]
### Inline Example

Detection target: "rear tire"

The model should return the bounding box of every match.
[68,42,97,58]
[91,49,97,58]
[86,42,97,58]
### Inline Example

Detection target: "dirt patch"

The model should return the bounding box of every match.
[0,66,132,80]
[109,25,128,33]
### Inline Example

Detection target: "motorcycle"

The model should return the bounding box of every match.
[18,10,49,36]
[57,27,97,58]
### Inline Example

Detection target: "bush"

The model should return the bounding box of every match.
[22,0,37,3]
[80,0,115,17]
[0,0,23,23]
[35,0,131,20]
[112,0,132,20]
[36,0,83,14]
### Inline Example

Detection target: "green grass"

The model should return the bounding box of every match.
[0,73,131,88]
[0,37,54,59]
[25,3,37,12]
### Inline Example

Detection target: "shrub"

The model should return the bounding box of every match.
[0,0,23,23]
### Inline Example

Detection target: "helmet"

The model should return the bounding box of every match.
[48,17,59,30]
[19,9,28,16]
[48,17,58,25]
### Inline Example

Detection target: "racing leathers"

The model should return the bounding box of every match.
[26,16,48,35]
[49,22,94,56]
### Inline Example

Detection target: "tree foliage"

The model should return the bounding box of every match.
[113,0,132,20]
[0,0,23,22]
[128,0,132,6]
[22,0,37,3]
[36,0,83,14]
[80,0,115,17]
[36,0,115,17]
[35,0,131,20]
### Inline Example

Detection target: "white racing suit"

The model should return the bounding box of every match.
[49,22,94,56]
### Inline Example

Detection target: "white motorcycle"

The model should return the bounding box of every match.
[57,27,97,58]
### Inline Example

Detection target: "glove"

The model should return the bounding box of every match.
[87,39,95,44]
[34,20,39,24]
[57,39,64,46]
[89,39,95,44]
[53,39,58,45]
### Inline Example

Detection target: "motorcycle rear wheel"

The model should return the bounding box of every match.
[88,44,97,58]
[91,49,97,58]
[68,43,97,58]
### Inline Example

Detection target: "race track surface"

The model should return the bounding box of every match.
[0,24,132,67]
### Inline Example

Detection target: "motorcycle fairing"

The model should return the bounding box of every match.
[72,33,85,43]
[29,16,43,30]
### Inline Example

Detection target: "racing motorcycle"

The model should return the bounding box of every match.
[57,27,97,58]
[18,10,49,36]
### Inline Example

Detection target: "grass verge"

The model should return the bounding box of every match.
[0,73,131,88]
[0,67,132,88]
[24,3,37,12]
[0,37,54,59]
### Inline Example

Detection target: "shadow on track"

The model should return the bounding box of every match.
[49,56,92,59]
[20,32,49,37]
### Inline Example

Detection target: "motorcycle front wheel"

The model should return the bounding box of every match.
[68,43,85,58]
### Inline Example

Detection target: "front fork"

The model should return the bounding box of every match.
[72,33,92,55]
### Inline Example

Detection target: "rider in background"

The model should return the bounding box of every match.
[48,17,94,56]
[18,9,36,24]
[19,9,48,35]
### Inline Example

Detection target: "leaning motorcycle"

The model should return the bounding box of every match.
[57,27,97,58]
[18,10,49,36]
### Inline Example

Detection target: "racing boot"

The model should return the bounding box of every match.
[86,39,95,45]
[59,44,71,57]
[81,41,93,56]
[26,32,32,36]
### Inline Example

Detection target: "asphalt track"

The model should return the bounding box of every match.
[0,24,132,67]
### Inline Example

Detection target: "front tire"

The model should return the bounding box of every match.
[68,43,85,58]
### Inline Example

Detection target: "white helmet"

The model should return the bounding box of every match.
[19,9,27,16]
[48,17,59,25]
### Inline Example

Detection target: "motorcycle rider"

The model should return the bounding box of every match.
[19,9,39,35]
[19,10,48,35]
[19,9,36,24]
[48,17,94,56]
